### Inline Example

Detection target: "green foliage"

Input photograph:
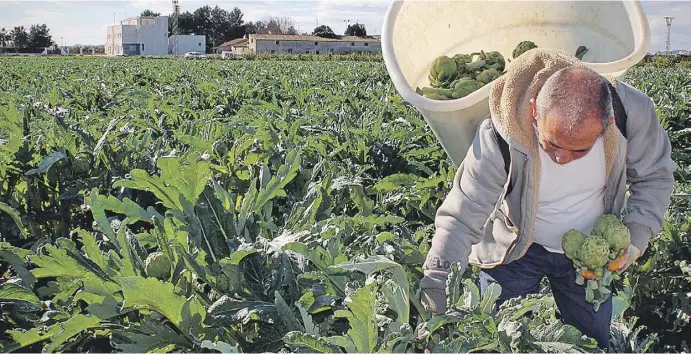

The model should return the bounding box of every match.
[0,57,687,353]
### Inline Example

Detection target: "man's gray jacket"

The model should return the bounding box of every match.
[419,49,676,307]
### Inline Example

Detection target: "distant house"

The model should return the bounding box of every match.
[216,34,381,55]
[247,34,381,55]
[215,37,250,55]
[168,34,206,55]
[105,16,169,56]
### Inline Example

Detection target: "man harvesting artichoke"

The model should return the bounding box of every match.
[419,49,676,348]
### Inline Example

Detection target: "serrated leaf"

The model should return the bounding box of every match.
[0,242,36,288]
[334,281,378,353]
[283,331,342,353]
[326,335,358,353]
[349,185,374,217]
[24,150,65,176]
[372,173,420,192]
[206,295,278,326]
[252,149,301,213]
[479,282,502,314]
[30,243,107,280]
[114,169,184,211]
[0,283,40,305]
[274,290,304,332]
[120,276,206,332]
[331,256,409,323]
[7,314,100,351]
[89,193,163,224]
[158,156,212,205]
[0,201,28,239]
[86,188,117,241]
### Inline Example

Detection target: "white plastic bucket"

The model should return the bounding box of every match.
[382,0,651,167]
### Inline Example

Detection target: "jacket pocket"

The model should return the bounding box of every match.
[469,207,519,267]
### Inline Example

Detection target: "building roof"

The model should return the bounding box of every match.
[217,38,248,48]
[250,34,380,43]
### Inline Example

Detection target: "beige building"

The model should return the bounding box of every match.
[217,34,381,55]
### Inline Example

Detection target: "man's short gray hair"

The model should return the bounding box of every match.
[535,67,613,136]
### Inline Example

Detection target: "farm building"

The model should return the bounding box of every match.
[249,34,381,54]
[168,35,206,55]
[215,34,381,55]
[105,16,169,56]
[215,38,251,55]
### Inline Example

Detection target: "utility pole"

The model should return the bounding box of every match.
[664,16,674,54]
[172,0,180,56]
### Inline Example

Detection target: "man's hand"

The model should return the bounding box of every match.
[607,244,641,273]
[421,288,447,316]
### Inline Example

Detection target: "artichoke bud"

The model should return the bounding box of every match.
[512,40,538,59]
[451,78,484,99]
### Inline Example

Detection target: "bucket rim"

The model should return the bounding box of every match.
[381,0,651,114]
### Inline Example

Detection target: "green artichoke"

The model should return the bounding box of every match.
[428,56,459,88]
[592,214,631,253]
[482,51,506,71]
[475,68,503,85]
[450,77,484,99]
[145,251,172,280]
[578,236,610,270]
[562,229,587,261]
[512,40,538,59]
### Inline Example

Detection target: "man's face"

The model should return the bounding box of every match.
[530,98,605,165]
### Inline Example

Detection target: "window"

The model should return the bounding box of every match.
[275,41,279,45]
[364,43,369,46]
[305,50,309,54]
[141,43,144,51]
[316,50,319,54]
[198,42,202,46]
[314,42,318,45]
[287,48,293,54]
[271,49,276,53]
[351,42,354,46]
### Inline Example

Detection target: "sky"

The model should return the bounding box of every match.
[0,0,689,51]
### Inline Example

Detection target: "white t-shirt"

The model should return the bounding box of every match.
[533,136,606,253]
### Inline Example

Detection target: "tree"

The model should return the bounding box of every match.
[141,9,161,17]
[263,16,297,35]
[228,7,243,27]
[28,24,53,50]
[0,28,9,52]
[245,21,268,35]
[174,11,196,35]
[312,25,337,39]
[345,23,367,37]
[10,26,29,52]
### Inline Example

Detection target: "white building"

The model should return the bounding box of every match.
[105,16,169,56]
[168,35,206,55]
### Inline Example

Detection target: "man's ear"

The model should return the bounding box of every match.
[530,98,538,121]
[609,114,615,126]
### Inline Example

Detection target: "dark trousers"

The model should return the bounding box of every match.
[479,243,612,349]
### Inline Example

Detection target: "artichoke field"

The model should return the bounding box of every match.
[0,57,689,353]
